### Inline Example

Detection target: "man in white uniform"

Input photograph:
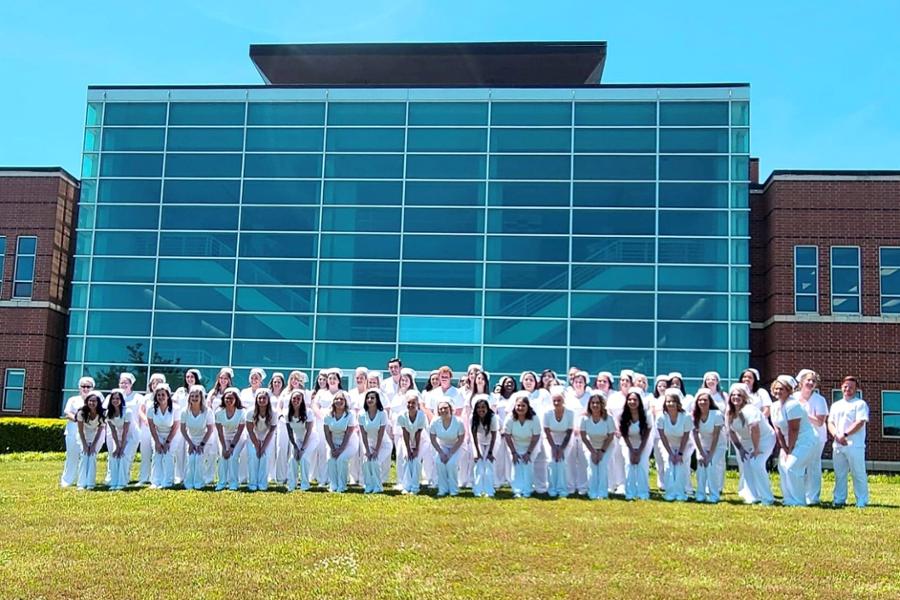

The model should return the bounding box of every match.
[827,376,869,508]
[380,357,403,402]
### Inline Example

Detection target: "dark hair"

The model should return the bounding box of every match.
[692,391,719,430]
[498,376,517,399]
[842,375,859,386]
[726,387,749,428]
[473,370,491,395]
[212,369,232,396]
[286,392,308,423]
[619,391,648,441]
[470,398,495,438]
[586,393,608,420]
[222,389,243,410]
[106,391,125,419]
[80,393,106,424]
[513,396,536,421]
[153,387,173,414]
[364,390,384,413]
[424,373,439,393]
[183,368,201,390]
[538,369,557,390]
[668,377,685,395]
[652,379,669,399]
[252,392,274,427]
[388,357,402,368]
[269,373,285,394]
[740,369,760,393]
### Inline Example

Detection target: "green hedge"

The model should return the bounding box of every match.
[0,417,67,453]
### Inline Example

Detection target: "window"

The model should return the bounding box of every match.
[880,248,900,315]
[831,246,861,314]
[794,246,818,313]
[882,391,900,438]
[0,235,6,295]
[13,236,37,299]
[3,369,25,412]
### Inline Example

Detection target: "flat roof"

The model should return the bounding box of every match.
[755,169,900,191]
[249,41,608,86]
[0,167,78,186]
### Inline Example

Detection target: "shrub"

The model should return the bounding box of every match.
[0,417,67,453]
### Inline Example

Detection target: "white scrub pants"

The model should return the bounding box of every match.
[607,434,626,494]
[493,439,510,486]
[832,445,868,507]
[76,438,100,489]
[172,429,186,485]
[653,430,668,491]
[150,445,175,488]
[361,438,393,493]
[274,422,289,483]
[509,447,546,498]
[420,438,436,487]
[203,437,219,485]
[473,440,496,497]
[434,443,462,496]
[620,439,653,501]
[184,437,217,490]
[107,433,138,489]
[778,439,818,506]
[803,437,827,505]
[327,436,359,493]
[582,445,612,500]
[456,437,473,489]
[217,438,246,490]
[661,449,690,502]
[61,427,80,487]
[398,440,423,494]
[286,439,319,492]
[138,425,153,484]
[736,436,775,505]
[247,441,274,491]
[311,421,329,486]
[694,444,726,503]
[543,434,577,497]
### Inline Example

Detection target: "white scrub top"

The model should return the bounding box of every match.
[503,416,542,453]
[564,390,590,414]
[358,410,388,443]
[429,416,464,449]
[527,389,552,415]
[150,406,179,437]
[76,411,103,440]
[107,408,133,439]
[771,399,818,447]
[215,407,245,437]
[473,414,500,450]
[542,408,575,444]
[729,404,774,447]
[579,414,615,447]
[794,392,829,445]
[245,411,276,440]
[748,388,773,412]
[62,395,85,436]
[240,387,263,410]
[347,389,366,415]
[828,398,869,448]
[396,410,427,449]
[622,416,650,449]
[694,410,725,450]
[426,387,466,413]
[323,411,356,446]
[656,412,693,445]
[284,412,317,447]
[182,407,214,444]
[606,391,627,423]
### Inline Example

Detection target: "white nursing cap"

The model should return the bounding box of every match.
[119,372,136,384]
[223,386,241,396]
[218,367,234,378]
[270,372,285,382]
[574,370,590,382]
[254,388,271,399]
[667,372,683,381]
[703,371,720,382]
[149,373,167,384]
[367,370,382,380]
[188,384,206,397]
[627,386,644,396]
[467,363,483,372]
[663,387,684,399]
[728,382,750,396]
[596,371,613,382]
[745,368,760,381]
[619,369,634,379]
[401,367,417,378]
[78,376,95,387]
[249,367,267,380]
[519,371,537,383]
[796,369,817,382]
[655,374,670,384]
[154,383,172,394]
[776,374,798,390]
[186,368,203,382]
[327,368,344,378]
[354,366,368,375]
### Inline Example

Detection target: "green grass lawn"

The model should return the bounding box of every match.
[0,454,898,599]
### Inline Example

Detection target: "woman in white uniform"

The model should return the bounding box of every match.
[284,389,319,492]
[579,392,615,500]
[691,388,725,503]
[214,388,245,491]
[61,376,93,487]
[655,388,693,502]
[323,391,358,493]
[503,392,544,498]
[563,372,591,495]
[396,391,428,494]
[245,388,277,492]
[605,370,633,495]
[793,369,829,505]
[492,376,518,487]
[312,369,342,486]
[702,371,727,411]
[770,375,819,506]
[649,375,670,492]
[75,390,105,490]
[171,368,202,485]
[137,373,166,485]
[180,385,215,490]
[471,395,499,498]
[105,388,137,490]
[358,389,392,494]
[148,383,180,489]
[543,388,576,498]
[268,372,287,484]
[741,368,772,417]
[392,368,421,489]
[240,367,267,410]
[619,388,652,501]
[429,400,466,497]
[521,371,550,416]
[207,368,233,411]
[726,383,775,505]
[593,371,613,398]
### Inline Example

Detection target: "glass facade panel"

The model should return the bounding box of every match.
[880,248,900,314]
[73,91,749,385]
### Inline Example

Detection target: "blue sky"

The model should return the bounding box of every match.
[1,0,897,179]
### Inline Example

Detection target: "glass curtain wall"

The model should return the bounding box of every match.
[66,86,750,395]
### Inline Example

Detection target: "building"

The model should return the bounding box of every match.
[750,169,900,463]
[63,41,752,399]
[0,167,79,416]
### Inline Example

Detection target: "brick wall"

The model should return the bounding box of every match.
[0,171,78,416]
[751,175,900,462]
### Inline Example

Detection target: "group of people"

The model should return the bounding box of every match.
[60,359,870,507]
